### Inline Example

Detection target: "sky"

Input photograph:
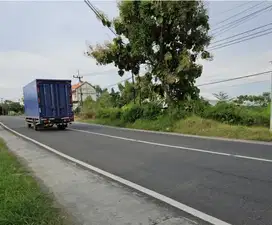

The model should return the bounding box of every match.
[0,0,272,102]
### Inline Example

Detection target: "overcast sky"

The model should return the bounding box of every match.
[0,0,272,101]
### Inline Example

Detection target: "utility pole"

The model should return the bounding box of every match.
[270,61,272,132]
[73,70,84,107]
[131,72,136,104]
[0,98,3,115]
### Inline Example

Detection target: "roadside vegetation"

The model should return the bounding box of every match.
[0,138,67,225]
[0,99,24,116]
[75,1,272,142]
[78,92,272,142]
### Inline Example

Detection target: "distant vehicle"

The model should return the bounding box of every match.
[23,79,74,130]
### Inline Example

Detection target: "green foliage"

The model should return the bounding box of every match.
[0,100,24,115]
[121,104,144,123]
[80,97,97,119]
[233,92,271,107]
[0,139,66,225]
[212,91,231,102]
[204,102,269,127]
[141,102,162,120]
[97,108,122,120]
[88,0,212,103]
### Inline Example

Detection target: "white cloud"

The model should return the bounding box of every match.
[1,1,272,102]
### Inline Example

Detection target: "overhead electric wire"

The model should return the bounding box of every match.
[202,79,270,90]
[211,3,272,36]
[209,26,272,49]
[211,1,265,29]
[212,1,253,16]
[80,69,117,77]
[104,77,132,89]
[84,0,117,36]
[210,22,272,45]
[209,29,272,50]
[197,71,272,87]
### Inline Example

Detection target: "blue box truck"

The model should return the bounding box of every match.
[23,79,74,130]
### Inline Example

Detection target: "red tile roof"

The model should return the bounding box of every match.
[72,82,83,91]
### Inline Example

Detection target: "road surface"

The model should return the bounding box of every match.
[1,116,272,225]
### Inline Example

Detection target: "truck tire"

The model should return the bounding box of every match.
[33,123,39,131]
[57,125,66,130]
[27,123,31,128]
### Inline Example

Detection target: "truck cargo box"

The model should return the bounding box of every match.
[23,79,74,130]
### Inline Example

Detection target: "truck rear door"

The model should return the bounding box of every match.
[38,81,72,118]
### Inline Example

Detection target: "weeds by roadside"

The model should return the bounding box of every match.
[80,116,272,142]
[0,138,67,225]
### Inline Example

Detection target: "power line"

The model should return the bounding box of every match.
[211,3,272,36]
[208,29,272,50]
[197,71,272,87]
[104,77,132,89]
[84,0,138,103]
[209,26,272,49]
[210,22,272,45]
[84,0,116,36]
[212,1,253,17]
[201,79,270,90]
[80,69,117,77]
[211,1,265,29]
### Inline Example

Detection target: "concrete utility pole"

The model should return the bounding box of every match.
[73,70,84,107]
[268,61,272,132]
[0,98,3,115]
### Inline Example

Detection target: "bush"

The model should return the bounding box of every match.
[166,99,210,119]
[142,102,162,120]
[204,102,243,124]
[122,104,143,123]
[203,102,270,127]
[97,108,122,120]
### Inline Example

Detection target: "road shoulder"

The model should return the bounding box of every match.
[0,126,200,225]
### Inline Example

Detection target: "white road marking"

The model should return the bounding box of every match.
[74,121,272,146]
[0,122,232,225]
[69,128,272,163]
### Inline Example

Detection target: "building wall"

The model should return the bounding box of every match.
[72,82,97,110]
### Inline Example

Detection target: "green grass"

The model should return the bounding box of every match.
[79,116,272,142]
[172,116,272,142]
[0,138,67,225]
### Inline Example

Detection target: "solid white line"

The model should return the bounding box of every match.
[69,128,272,163]
[0,122,232,225]
[74,121,272,146]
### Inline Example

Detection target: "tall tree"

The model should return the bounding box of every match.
[87,0,211,103]
[234,92,271,106]
[212,91,230,102]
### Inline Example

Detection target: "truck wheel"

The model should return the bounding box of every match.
[27,123,31,128]
[33,123,39,131]
[57,125,66,130]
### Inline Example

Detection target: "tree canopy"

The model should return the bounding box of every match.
[87,0,211,103]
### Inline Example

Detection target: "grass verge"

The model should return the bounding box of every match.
[0,138,67,225]
[80,116,272,142]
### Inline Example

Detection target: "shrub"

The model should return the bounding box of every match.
[166,99,210,119]
[97,108,122,120]
[203,102,243,124]
[203,102,270,127]
[122,104,143,123]
[142,102,162,120]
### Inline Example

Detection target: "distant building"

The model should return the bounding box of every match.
[72,81,97,110]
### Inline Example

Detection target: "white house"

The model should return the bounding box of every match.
[72,81,97,110]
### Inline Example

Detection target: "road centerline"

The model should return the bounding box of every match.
[69,128,272,163]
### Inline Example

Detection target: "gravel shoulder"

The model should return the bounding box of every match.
[0,126,200,225]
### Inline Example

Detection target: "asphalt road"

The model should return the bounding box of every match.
[1,116,272,225]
